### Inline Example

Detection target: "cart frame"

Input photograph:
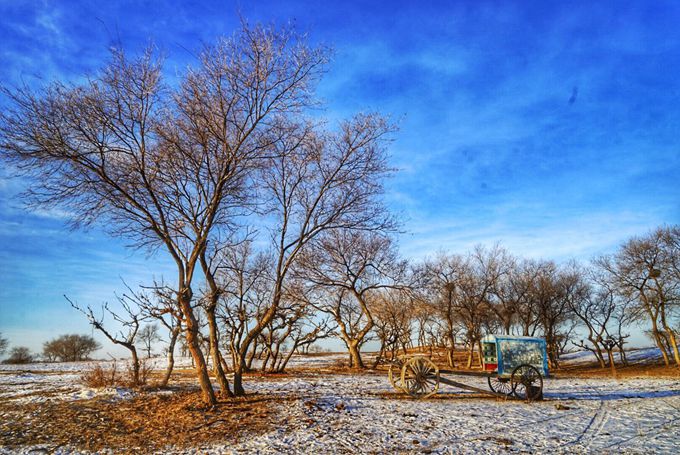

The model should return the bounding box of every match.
[387,335,549,402]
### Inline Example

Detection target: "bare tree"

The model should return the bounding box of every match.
[216,241,273,393]
[42,334,101,362]
[300,230,405,369]
[596,227,680,366]
[418,253,463,367]
[217,114,394,393]
[198,239,245,397]
[421,247,503,368]
[123,282,184,386]
[2,347,33,364]
[1,24,328,406]
[411,295,440,354]
[138,284,183,386]
[490,255,540,335]
[530,262,580,369]
[569,265,633,369]
[0,333,8,357]
[137,324,161,358]
[512,259,546,337]
[68,295,145,385]
[370,289,414,366]
[258,291,335,373]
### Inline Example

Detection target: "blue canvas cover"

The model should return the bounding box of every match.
[483,335,549,377]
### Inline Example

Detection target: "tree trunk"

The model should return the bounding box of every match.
[279,340,300,373]
[220,351,230,373]
[651,325,671,366]
[446,348,455,368]
[348,341,364,369]
[233,356,247,396]
[129,347,141,386]
[592,345,606,368]
[262,349,271,372]
[592,339,606,368]
[160,326,180,387]
[644,302,670,366]
[605,348,617,377]
[618,344,628,365]
[659,312,680,366]
[179,291,216,406]
[206,307,233,397]
[477,341,484,368]
[246,338,258,370]
[371,342,385,369]
[466,343,474,369]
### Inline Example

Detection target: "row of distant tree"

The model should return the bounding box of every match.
[0,329,163,364]
[367,225,680,373]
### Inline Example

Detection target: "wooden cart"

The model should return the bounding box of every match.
[388,335,549,402]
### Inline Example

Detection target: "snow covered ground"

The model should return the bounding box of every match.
[1,352,679,454]
[218,373,680,454]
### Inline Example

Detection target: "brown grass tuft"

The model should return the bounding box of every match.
[81,362,119,388]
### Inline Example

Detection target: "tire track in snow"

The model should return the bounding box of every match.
[559,382,680,451]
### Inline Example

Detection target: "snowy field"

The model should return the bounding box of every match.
[1,352,680,454]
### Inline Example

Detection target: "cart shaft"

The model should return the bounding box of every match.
[438,376,518,399]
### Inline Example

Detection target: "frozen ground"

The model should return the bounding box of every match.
[1,351,679,454]
[220,372,680,454]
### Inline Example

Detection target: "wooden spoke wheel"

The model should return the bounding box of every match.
[388,359,405,392]
[487,375,513,396]
[511,364,543,402]
[400,356,440,399]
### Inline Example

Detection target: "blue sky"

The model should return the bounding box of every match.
[1,0,679,355]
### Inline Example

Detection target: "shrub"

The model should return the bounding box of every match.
[81,361,118,388]
[124,358,152,387]
[2,347,34,364]
[81,358,152,388]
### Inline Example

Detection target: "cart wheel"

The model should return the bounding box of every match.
[388,359,405,392]
[400,356,439,399]
[511,364,543,402]
[487,376,513,396]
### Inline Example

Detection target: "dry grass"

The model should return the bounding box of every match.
[80,358,155,388]
[0,389,291,453]
[80,362,119,388]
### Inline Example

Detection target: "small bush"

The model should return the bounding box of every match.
[81,358,153,388]
[81,361,118,388]
[124,358,152,387]
[2,346,34,364]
